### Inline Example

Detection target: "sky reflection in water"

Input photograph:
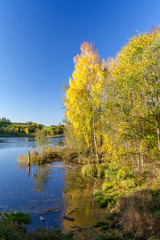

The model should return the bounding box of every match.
[0,137,106,232]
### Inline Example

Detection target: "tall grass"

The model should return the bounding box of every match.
[18,147,78,166]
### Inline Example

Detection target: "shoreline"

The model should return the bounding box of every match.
[0,134,64,138]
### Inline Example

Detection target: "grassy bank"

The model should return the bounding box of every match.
[76,161,160,240]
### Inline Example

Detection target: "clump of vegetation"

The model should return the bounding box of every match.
[5,211,32,225]
[0,211,31,240]
[18,146,78,166]
[95,195,116,208]
[81,164,98,177]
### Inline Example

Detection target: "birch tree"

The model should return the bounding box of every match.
[65,42,104,162]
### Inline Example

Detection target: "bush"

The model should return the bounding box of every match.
[81,164,98,177]
[104,169,117,181]
[120,178,137,189]
[103,181,115,191]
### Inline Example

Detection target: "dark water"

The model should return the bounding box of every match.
[0,137,105,233]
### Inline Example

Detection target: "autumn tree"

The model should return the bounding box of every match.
[65,42,105,162]
[107,27,160,172]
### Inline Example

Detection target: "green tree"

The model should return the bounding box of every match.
[35,129,50,150]
[106,27,160,172]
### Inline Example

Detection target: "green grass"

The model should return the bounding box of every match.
[42,126,52,132]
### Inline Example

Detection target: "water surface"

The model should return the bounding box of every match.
[0,137,105,232]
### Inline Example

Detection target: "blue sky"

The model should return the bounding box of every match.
[0,0,159,126]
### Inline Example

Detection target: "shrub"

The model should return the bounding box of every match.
[103,181,115,191]
[104,170,117,181]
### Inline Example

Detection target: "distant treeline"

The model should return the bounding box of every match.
[0,117,64,136]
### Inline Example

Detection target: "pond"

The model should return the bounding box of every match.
[0,137,106,233]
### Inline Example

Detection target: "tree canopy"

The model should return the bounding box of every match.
[65,27,160,174]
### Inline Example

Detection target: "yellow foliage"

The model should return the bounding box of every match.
[26,127,29,134]
[65,42,104,149]
[102,134,119,162]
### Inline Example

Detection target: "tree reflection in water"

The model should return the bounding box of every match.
[18,158,105,232]
[32,165,52,192]
[62,167,105,233]
[18,159,52,193]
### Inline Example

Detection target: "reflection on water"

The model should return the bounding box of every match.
[33,166,52,193]
[0,137,105,232]
[0,136,64,150]
[0,137,36,149]
[0,137,65,230]
[19,164,52,193]
[62,167,106,232]
[18,163,52,193]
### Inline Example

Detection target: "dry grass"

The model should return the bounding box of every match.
[18,147,78,166]
[117,190,160,238]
